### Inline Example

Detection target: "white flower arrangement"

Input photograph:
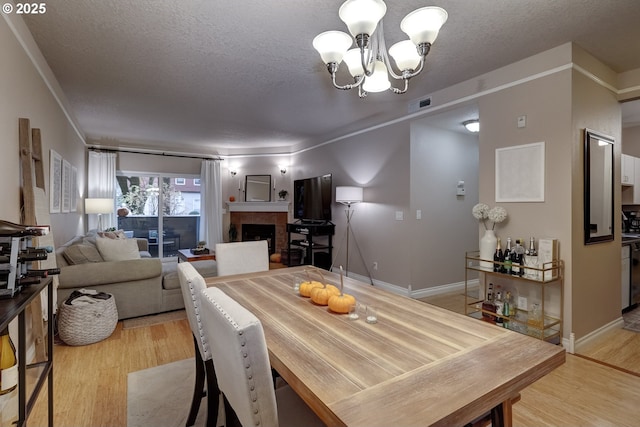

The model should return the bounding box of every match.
[472,203,508,230]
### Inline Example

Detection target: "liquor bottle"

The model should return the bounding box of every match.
[0,220,49,237]
[512,239,525,276]
[525,237,538,279]
[0,327,18,395]
[482,283,496,322]
[493,238,503,272]
[527,237,537,257]
[503,238,512,274]
[494,289,504,326]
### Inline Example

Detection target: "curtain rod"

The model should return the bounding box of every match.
[88,146,223,161]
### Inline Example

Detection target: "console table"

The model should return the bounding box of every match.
[0,278,53,427]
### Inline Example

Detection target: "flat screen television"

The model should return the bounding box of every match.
[293,174,332,222]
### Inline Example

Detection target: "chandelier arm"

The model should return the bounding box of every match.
[328,66,365,90]
[389,78,409,95]
[358,85,368,98]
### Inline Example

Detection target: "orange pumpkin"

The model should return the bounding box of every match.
[299,280,323,297]
[310,284,340,306]
[328,292,356,314]
[328,265,357,314]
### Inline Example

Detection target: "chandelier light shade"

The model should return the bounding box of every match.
[313,0,448,97]
[336,186,364,205]
[400,6,449,45]
[338,0,387,37]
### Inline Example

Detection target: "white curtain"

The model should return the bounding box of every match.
[199,160,223,247]
[87,151,117,230]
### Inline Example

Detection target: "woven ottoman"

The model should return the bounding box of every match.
[58,291,118,346]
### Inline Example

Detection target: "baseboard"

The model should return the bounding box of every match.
[329,267,480,299]
[571,316,625,354]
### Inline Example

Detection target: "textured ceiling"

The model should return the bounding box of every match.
[20,0,640,155]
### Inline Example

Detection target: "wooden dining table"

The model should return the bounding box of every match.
[204,266,565,427]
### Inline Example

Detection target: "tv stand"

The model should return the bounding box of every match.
[286,222,335,270]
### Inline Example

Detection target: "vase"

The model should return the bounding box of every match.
[479,229,497,270]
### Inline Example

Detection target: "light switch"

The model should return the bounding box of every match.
[416,210,422,220]
[517,115,526,128]
[395,211,404,221]
[456,180,465,196]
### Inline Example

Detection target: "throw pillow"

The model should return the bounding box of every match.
[63,244,104,265]
[95,237,141,262]
[98,229,127,240]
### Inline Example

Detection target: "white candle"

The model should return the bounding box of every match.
[273,178,276,190]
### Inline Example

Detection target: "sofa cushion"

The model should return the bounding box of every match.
[63,244,104,265]
[96,237,141,262]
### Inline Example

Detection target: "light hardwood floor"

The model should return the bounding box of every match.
[26,293,640,427]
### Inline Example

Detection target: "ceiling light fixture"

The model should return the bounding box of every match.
[463,119,480,133]
[313,0,448,98]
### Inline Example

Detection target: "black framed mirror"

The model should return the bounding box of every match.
[584,128,615,244]
[245,175,271,202]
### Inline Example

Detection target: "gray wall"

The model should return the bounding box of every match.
[410,120,479,290]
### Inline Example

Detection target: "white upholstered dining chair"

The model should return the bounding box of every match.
[199,287,325,427]
[215,240,269,276]
[177,262,220,427]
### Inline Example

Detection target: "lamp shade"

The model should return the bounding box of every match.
[400,6,448,45]
[336,186,364,204]
[85,198,114,214]
[343,48,369,77]
[313,31,353,65]
[389,40,421,71]
[339,0,387,38]
[362,60,391,93]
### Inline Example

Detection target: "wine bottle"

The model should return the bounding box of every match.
[493,238,503,272]
[503,238,512,274]
[23,268,60,277]
[0,250,48,264]
[0,327,18,395]
[0,245,53,256]
[482,283,496,322]
[0,220,49,237]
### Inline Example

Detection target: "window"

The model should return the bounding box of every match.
[175,178,186,185]
[194,178,201,186]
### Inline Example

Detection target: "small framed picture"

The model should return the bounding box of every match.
[49,150,62,213]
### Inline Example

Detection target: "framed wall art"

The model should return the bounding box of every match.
[49,149,62,213]
[62,159,71,213]
[495,142,545,202]
[70,165,78,212]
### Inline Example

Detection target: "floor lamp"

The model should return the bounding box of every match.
[85,198,114,231]
[332,186,373,285]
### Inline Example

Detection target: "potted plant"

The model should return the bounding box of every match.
[278,189,288,201]
[229,223,238,242]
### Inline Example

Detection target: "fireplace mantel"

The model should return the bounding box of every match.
[227,201,289,212]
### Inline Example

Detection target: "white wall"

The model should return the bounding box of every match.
[0,16,86,247]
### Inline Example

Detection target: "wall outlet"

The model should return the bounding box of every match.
[372,261,378,271]
[395,211,404,221]
[518,296,528,309]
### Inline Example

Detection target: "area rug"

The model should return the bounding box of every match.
[122,309,187,330]
[128,358,214,427]
[623,305,640,332]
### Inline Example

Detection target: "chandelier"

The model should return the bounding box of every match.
[313,0,448,97]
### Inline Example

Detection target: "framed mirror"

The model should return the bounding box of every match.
[245,175,271,202]
[584,128,614,244]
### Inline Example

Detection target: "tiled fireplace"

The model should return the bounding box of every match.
[228,202,289,255]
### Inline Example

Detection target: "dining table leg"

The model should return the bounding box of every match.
[490,398,513,427]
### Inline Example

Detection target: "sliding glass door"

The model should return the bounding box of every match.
[116,174,201,259]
